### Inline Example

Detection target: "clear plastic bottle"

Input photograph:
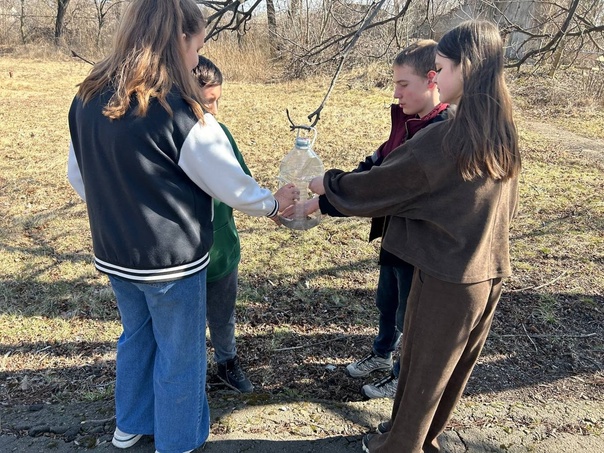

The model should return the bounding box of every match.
[278,134,324,230]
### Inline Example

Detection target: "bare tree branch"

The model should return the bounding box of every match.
[304,3,413,61]
[199,0,264,41]
[304,0,392,125]
[196,0,603,74]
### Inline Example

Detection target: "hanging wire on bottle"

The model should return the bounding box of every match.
[286,108,320,132]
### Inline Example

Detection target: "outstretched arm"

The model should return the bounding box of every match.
[321,149,428,219]
[179,114,285,218]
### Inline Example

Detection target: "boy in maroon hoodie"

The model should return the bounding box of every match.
[293,40,449,398]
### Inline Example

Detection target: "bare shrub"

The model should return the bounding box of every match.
[274,2,409,78]
[578,67,604,106]
[0,0,121,59]
[509,66,604,115]
[202,27,277,82]
[338,59,392,90]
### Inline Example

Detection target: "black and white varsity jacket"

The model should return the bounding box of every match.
[68,89,278,283]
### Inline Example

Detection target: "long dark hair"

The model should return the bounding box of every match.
[438,20,521,181]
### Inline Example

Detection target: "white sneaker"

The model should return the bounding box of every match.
[346,352,392,378]
[112,427,143,448]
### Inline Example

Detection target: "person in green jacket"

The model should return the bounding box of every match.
[193,56,290,392]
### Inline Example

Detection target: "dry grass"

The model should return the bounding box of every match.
[201,30,281,82]
[508,68,604,139]
[0,57,602,408]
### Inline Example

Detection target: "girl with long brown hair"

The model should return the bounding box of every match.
[309,20,520,452]
[67,1,296,452]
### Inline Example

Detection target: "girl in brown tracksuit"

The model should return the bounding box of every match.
[309,20,521,453]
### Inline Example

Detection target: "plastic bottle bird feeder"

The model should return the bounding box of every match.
[277,129,324,230]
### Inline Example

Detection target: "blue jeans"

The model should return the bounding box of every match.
[372,262,414,375]
[206,267,238,364]
[109,272,210,453]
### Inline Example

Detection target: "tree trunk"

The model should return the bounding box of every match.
[548,39,566,77]
[288,0,301,27]
[497,0,538,60]
[20,0,26,44]
[54,0,70,45]
[266,0,278,58]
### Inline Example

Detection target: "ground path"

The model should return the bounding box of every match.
[2,396,603,452]
[524,120,604,168]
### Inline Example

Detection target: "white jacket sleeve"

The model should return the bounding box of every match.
[67,141,86,202]
[178,114,278,217]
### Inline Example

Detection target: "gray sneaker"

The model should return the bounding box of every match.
[377,420,392,434]
[361,433,376,452]
[361,375,398,399]
[346,352,392,378]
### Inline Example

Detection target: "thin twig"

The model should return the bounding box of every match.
[305,0,388,126]
[497,332,597,339]
[70,50,95,66]
[582,356,604,371]
[522,323,539,352]
[273,335,347,352]
[510,271,568,292]
[80,415,115,425]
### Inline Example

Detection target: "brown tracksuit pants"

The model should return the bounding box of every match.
[369,269,503,453]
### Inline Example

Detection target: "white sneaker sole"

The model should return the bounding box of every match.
[361,436,371,452]
[112,433,143,448]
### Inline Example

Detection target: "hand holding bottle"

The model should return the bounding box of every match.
[273,183,300,211]
[309,175,325,195]
[280,197,320,220]
[277,134,323,230]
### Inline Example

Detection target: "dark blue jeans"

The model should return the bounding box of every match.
[372,261,414,376]
[206,267,238,364]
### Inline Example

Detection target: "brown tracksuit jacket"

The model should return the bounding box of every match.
[323,119,519,284]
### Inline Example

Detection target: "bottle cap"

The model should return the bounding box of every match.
[295,137,310,149]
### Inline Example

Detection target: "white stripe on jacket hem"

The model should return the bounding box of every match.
[94,253,210,283]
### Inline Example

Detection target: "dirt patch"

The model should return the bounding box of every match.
[1,396,603,452]
[526,120,604,169]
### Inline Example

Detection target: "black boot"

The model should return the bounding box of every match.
[217,355,254,393]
